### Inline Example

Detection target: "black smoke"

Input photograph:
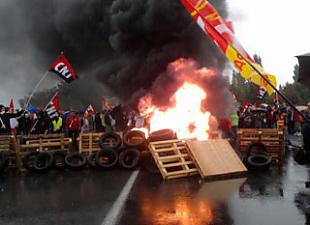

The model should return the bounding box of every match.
[0,0,231,115]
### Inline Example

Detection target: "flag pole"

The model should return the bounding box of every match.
[29,91,59,134]
[186,1,309,123]
[232,45,310,123]
[25,71,49,109]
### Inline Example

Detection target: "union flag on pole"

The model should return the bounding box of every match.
[102,97,112,111]
[9,98,14,113]
[84,105,95,119]
[181,0,277,95]
[45,93,60,119]
[49,53,78,83]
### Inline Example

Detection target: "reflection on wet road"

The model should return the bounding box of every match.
[1,150,310,225]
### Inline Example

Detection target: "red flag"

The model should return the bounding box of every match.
[9,98,14,113]
[45,93,60,119]
[49,53,78,83]
[102,97,112,111]
[84,105,95,119]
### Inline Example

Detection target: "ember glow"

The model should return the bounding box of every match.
[140,82,211,140]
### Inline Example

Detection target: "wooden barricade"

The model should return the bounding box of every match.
[237,129,284,165]
[18,134,72,152]
[0,135,18,169]
[78,132,123,153]
[148,139,199,180]
[78,133,103,153]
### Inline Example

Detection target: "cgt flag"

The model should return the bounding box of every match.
[45,93,60,119]
[181,0,277,95]
[84,105,95,119]
[49,53,78,83]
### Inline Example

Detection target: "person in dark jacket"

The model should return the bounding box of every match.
[17,112,32,135]
[0,105,24,135]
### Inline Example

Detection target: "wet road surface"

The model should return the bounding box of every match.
[1,140,310,225]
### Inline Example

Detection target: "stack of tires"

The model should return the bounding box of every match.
[243,142,272,171]
[0,151,9,172]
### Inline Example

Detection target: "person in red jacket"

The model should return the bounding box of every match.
[65,111,81,141]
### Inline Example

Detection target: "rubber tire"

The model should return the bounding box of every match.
[123,130,146,150]
[0,152,9,172]
[149,129,176,142]
[53,151,67,170]
[65,152,87,169]
[119,148,141,169]
[96,148,118,168]
[294,149,310,165]
[99,133,122,150]
[246,153,272,171]
[22,152,39,171]
[87,152,97,168]
[33,152,54,172]
[246,142,267,155]
[141,152,159,174]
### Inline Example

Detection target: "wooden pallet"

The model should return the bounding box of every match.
[237,129,284,165]
[78,132,123,153]
[186,139,247,180]
[78,133,103,153]
[0,135,12,152]
[148,139,199,180]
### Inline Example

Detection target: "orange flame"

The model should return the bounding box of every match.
[140,82,211,140]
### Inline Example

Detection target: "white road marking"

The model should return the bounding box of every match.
[101,170,140,225]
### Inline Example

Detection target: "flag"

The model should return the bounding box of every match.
[45,93,60,119]
[84,105,95,119]
[9,98,14,113]
[181,0,277,95]
[49,53,78,83]
[102,97,112,111]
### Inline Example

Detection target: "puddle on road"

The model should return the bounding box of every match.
[121,151,310,225]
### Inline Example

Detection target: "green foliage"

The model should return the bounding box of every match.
[230,55,309,105]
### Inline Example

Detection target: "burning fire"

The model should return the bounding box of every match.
[139,82,211,140]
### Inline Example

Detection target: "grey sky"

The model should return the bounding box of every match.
[227,0,310,86]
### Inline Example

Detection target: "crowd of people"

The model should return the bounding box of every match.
[0,104,145,141]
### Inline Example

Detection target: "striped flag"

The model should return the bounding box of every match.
[84,105,95,119]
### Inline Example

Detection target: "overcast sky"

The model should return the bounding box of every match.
[227,0,310,86]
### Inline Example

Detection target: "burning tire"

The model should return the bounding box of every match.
[65,152,87,169]
[119,148,141,169]
[33,152,54,172]
[87,152,97,168]
[95,148,118,168]
[149,129,176,142]
[99,133,122,150]
[52,151,67,169]
[0,152,9,172]
[22,151,39,171]
[123,130,147,150]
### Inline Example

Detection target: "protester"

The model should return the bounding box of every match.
[34,111,50,134]
[231,111,239,144]
[51,115,63,133]
[65,112,81,139]
[0,105,24,134]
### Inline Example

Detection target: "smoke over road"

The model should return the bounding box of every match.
[0,0,232,116]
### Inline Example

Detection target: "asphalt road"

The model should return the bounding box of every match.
[1,137,310,225]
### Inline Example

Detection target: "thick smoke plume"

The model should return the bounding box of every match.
[0,0,231,115]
